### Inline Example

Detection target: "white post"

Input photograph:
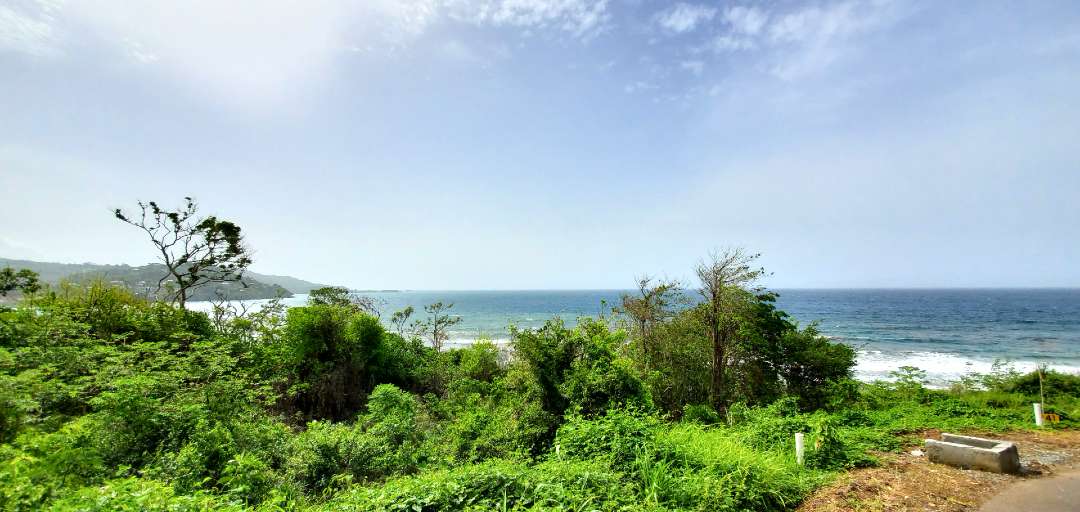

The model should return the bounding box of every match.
[795,433,805,466]
[1034,403,1044,427]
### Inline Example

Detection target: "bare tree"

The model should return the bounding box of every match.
[210,289,255,333]
[390,306,416,337]
[422,302,463,353]
[114,197,253,309]
[694,246,768,412]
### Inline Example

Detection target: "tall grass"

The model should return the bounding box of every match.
[655,424,826,511]
[300,417,824,512]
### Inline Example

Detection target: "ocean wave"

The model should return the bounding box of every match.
[853,350,1080,385]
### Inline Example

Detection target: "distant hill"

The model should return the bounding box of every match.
[0,258,328,302]
[243,271,328,294]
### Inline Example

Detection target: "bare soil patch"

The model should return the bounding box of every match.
[796,429,1080,512]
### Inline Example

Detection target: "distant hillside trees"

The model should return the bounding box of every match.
[115,197,253,308]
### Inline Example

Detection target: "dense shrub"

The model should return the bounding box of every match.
[283,305,385,422]
[554,408,663,469]
[512,318,652,419]
[998,369,1080,399]
[1,279,1077,511]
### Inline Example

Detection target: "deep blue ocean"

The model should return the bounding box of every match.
[191,289,1080,384]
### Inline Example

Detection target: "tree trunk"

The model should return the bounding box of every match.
[710,322,731,413]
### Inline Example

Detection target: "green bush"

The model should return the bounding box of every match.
[283,305,385,421]
[285,420,367,493]
[4,278,1075,511]
[554,408,662,470]
[512,318,652,419]
[998,369,1080,399]
[455,339,504,384]
[682,403,721,425]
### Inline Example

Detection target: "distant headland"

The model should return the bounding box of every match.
[0,258,329,302]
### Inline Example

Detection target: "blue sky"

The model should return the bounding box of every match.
[2,0,1079,289]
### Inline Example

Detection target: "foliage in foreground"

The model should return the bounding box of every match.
[0,279,1077,511]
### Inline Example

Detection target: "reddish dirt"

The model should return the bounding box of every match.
[795,429,1080,512]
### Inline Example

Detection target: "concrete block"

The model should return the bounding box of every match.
[924,433,1020,473]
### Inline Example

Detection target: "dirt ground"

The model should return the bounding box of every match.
[795,428,1080,512]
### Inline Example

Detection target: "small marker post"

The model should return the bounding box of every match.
[795,433,805,466]
[1034,403,1044,427]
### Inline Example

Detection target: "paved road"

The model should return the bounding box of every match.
[978,468,1080,512]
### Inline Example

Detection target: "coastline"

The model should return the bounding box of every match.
[186,289,1080,387]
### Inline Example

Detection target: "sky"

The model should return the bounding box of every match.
[2,0,1079,289]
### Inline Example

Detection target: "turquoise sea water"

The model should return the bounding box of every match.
[190,289,1080,384]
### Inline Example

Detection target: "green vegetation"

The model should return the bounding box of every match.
[114,198,255,308]
[4,196,326,304]
[0,269,39,298]
[2,273,1076,511]
[1,216,1077,510]
[0,260,295,303]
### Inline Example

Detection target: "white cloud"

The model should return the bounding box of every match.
[123,38,158,63]
[703,0,905,79]
[0,4,61,57]
[0,0,614,110]
[654,3,716,34]
[724,6,767,35]
[702,5,767,53]
[447,0,612,39]
[767,0,903,79]
[712,34,756,52]
[379,0,443,38]
[0,0,905,110]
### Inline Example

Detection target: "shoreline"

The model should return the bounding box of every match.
[183,291,1080,386]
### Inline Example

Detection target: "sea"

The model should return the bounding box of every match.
[189,289,1080,385]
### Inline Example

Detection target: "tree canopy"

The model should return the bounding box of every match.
[114,197,253,308]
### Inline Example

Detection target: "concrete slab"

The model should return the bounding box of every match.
[925,433,1021,473]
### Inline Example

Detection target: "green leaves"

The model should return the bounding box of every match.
[114,198,253,307]
[511,318,651,422]
[0,268,40,298]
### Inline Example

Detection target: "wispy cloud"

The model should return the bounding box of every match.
[724,6,768,35]
[0,0,617,111]
[653,3,716,34]
[702,0,906,80]
[0,3,61,57]
[707,5,772,52]
[123,38,158,63]
[0,0,908,112]
[446,0,612,40]
[767,0,904,79]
